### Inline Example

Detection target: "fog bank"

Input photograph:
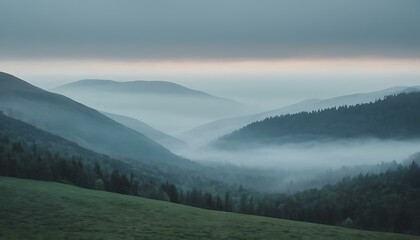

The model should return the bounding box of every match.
[177,139,420,171]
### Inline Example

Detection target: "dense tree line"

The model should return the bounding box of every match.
[0,137,233,211]
[0,111,241,195]
[1,110,420,235]
[1,137,419,235]
[0,138,135,194]
[220,92,420,145]
[250,163,420,234]
[0,111,238,210]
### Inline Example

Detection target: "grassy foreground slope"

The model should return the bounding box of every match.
[0,177,417,240]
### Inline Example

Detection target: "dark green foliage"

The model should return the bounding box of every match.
[219,92,420,145]
[224,192,233,212]
[0,110,240,193]
[1,111,419,235]
[161,182,179,203]
[11,142,24,153]
[0,112,235,213]
[0,136,237,212]
[242,163,420,235]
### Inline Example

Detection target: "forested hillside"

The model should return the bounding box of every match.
[0,111,169,196]
[0,72,180,163]
[1,110,419,235]
[246,163,420,234]
[0,112,237,210]
[218,92,420,147]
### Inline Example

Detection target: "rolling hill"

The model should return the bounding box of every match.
[0,176,416,240]
[0,72,182,163]
[0,103,253,196]
[216,92,420,147]
[55,79,224,96]
[0,110,111,161]
[103,112,185,151]
[182,86,420,147]
[53,79,250,134]
[0,111,166,180]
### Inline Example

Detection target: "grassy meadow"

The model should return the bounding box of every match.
[0,177,418,240]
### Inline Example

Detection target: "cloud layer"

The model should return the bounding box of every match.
[1,0,419,60]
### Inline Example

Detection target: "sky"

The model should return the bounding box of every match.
[1,0,420,108]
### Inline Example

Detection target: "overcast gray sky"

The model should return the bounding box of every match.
[1,0,420,109]
[1,0,419,60]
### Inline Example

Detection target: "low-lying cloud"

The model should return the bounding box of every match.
[174,139,420,192]
[177,139,420,171]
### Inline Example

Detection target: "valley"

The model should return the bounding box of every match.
[1,2,419,238]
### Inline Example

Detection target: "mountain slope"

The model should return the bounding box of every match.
[216,92,420,147]
[0,111,106,160]
[56,79,225,97]
[102,112,185,151]
[0,111,158,175]
[53,79,250,134]
[182,86,420,146]
[0,72,182,163]
[1,177,416,240]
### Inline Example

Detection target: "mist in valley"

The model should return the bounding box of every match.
[2,0,420,237]
[173,139,420,192]
[41,76,420,193]
[4,72,419,195]
[178,139,420,170]
[52,81,255,134]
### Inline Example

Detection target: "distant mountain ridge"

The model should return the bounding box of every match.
[216,92,420,148]
[0,72,184,163]
[53,78,250,134]
[55,79,235,101]
[181,86,420,147]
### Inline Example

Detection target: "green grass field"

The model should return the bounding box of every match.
[0,177,418,240]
